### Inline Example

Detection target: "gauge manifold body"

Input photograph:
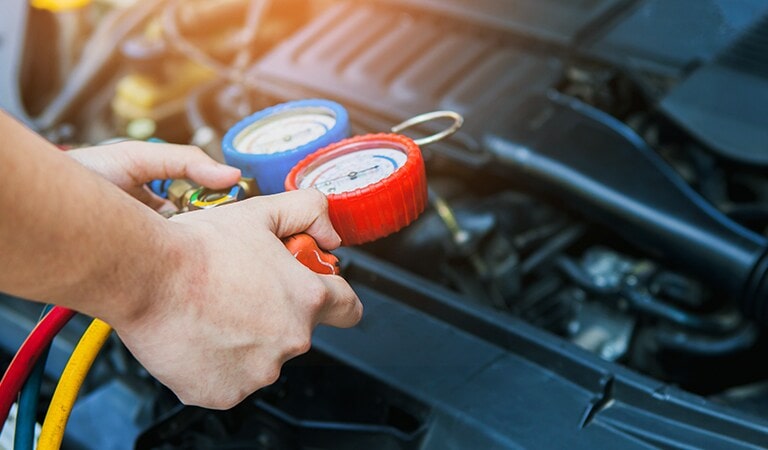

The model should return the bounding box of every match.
[286,133,427,246]
[222,99,349,195]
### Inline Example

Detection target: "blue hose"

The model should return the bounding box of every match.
[13,304,53,450]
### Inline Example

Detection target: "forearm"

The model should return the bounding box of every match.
[0,111,178,324]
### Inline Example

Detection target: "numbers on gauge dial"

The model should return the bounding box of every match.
[234,110,336,154]
[299,148,409,194]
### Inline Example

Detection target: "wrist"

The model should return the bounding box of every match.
[74,206,189,330]
[116,218,194,330]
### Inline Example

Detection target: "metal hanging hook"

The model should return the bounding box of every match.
[391,110,464,147]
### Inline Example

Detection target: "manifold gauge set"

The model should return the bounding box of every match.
[162,99,463,274]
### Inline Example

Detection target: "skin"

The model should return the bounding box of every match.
[0,110,363,409]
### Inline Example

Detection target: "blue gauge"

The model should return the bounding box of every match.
[222,99,349,195]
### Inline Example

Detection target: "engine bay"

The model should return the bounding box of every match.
[3,0,768,448]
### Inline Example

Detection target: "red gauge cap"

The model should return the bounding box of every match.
[286,133,427,246]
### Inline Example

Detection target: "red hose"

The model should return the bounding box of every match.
[0,306,76,431]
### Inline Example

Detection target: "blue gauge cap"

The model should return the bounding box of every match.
[146,138,171,198]
[148,179,173,199]
[221,99,350,195]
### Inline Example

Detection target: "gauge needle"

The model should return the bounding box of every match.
[282,128,312,142]
[315,165,380,188]
[259,127,316,147]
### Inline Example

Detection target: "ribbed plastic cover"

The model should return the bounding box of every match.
[661,14,768,165]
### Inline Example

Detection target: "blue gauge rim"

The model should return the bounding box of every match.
[221,99,349,162]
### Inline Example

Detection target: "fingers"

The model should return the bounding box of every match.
[315,275,363,328]
[262,239,361,329]
[110,141,241,189]
[256,189,341,250]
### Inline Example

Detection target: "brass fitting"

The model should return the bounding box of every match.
[165,177,258,211]
[166,179,199,210]
[187,177,259,211]
[235,177,259,197]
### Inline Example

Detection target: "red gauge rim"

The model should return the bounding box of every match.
[286,133,427,245]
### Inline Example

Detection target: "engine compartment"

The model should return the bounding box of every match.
[3,0,768,448]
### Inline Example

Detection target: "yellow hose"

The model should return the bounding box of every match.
[30,0,91,12]
[37,319,112,450]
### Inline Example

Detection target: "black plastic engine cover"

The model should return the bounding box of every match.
[272,249,768,448]
[250,0,562,161]
[660,16,768,166]
[133,249,768,448]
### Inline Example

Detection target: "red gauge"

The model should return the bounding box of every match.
[286,133,427,245]
[283,110,463,274]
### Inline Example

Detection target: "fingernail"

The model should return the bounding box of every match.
[158,203,178,216]
[216,163,241,175]
[197,163,240,180]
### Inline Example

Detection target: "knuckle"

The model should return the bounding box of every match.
[185,144,206,157]
[258,364,282,387]
[209,397,234,410]
[305,188,328,211]
[178,390,220,409]
[317,190,330,210]
[285,335,312,357]
[303,278,328,311]
[172,384,198,406]
[212,391,247,410]
[176,392,194,406]
[175,382,246,411]
[297,337,313,355]
[350,299,364,324]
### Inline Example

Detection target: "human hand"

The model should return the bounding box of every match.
[109,188,363,409]
[67,141,241,212]
[1,111,361,410]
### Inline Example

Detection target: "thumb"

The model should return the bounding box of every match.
[315,275,363,328]
[250,189,341,250]
[111,141,241,189]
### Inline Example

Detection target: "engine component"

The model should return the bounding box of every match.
[585,0,768,77]
[222,99,350,194]
[7,0,768,448]
[486,91,768,325]
[0,1,31,125]
[250,0,561,159]
[135,351,429,450]
[660,16,768,166]
[112,60,215,125]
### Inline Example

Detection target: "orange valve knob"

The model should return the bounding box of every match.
[284,234,340,275]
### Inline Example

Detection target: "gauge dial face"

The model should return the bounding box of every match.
[298,147,408,194]
[233,107,336,154]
